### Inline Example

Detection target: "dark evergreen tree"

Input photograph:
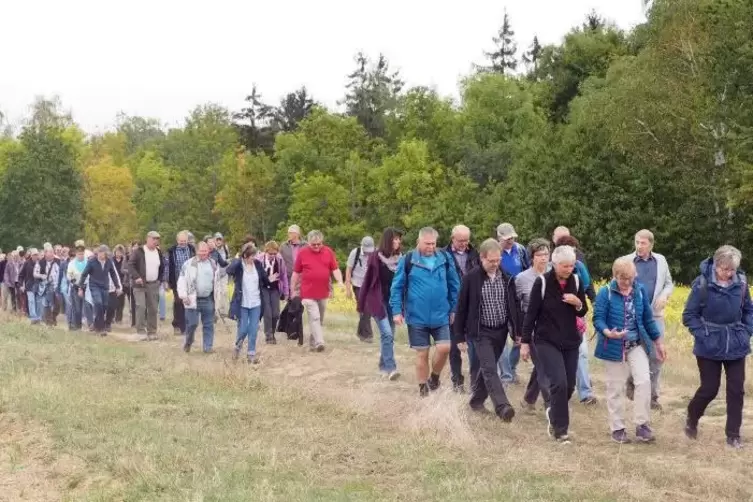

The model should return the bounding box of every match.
[481,11,518,74]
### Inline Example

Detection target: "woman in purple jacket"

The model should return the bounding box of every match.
[358,228,403,381]
[256,241,289,344]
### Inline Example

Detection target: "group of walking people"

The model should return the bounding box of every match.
[0,222,749,449]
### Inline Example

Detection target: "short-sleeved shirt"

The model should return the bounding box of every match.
[294,246,339,300]
[346,248,370,288]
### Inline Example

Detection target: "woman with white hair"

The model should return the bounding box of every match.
[593,258,667,444]
[682,245,753,449]
[520,245,588,444]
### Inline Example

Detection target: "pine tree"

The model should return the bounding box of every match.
[481,10,518,74]
[522,36,542,71]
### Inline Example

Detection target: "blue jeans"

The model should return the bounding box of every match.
[158,285,166,321]
[499,339,520,383]
[185,297,215,352]
[235,305,261,355]
[89,285,109,332]
[27,291,41,321]
[375,302,397,373]
[69,286,84,330]
[576,336,594,400]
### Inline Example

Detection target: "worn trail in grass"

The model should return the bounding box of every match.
[0,313,751,501]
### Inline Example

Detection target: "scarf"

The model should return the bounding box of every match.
[378,252,402,272]
[264,254,279,281]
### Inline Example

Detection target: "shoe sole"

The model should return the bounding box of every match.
[636,437,656,443]
[388,372,400,381]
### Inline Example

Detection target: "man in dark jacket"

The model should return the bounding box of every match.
[165,231,195,336]
[454,238,519,421]
[129,231,167,340]
[446,224,481,393]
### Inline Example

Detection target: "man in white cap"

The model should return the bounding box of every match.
[129,231,166,340]
[281,224,305,291]
[345,236,376,342]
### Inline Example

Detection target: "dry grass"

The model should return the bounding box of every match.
[0,301,751,501]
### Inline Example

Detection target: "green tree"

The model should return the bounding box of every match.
[480,10,518,74]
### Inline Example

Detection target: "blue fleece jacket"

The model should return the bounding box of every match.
[682,258,753,361]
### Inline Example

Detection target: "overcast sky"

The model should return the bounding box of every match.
[1,0,646,134]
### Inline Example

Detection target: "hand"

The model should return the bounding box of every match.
[183,298,192,306]
[116,289,123,296]
[393,314,404,326]
[654,297,668,311]
[457,342,467,352]
[655,341,668,362]
[520,343,531,362]
[162,282,168,290]
[449,313,455,325]
[268,272,279,283]
[604,328,626,339]
[135,278,143,286]
[78,289,84,298]
[562,293,581,307]
[345,285,353,300]
[514,336,522,347]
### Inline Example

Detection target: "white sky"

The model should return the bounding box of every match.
[1,0,646,134]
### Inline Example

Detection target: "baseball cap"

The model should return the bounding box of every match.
[214,232,224,239]
[360,236,375,253]
[496,223,518,240]
[288,224,301,235]
[16,246,24,253]
[147,231,161,238]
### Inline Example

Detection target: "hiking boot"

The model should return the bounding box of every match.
[650,399,663,411]
[427,373,440,392]
[635,424,656,443]
[554,434,572,444]
[611,429,631,444]
[580,396,598,406]
[626,379,635,401]
[727,437,744,449]
[388,371,400,381]
[520,400,536,414]
[497,405,515,423]
[545,407,554,438]
[684,420,698,440]
[419,383,429,398]
[183,344,190,353]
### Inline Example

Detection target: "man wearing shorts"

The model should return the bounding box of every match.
[390,227,461,397]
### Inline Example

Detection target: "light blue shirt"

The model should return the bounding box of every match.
[195,260,214,298]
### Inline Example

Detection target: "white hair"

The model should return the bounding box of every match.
[714,245,742,270]
[177,231,188,240]
[551,245,577,265]
[451,225,470,238]
[418,227,439,239]
[307,230,324,242]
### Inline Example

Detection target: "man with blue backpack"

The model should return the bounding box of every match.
[390,227,461,398]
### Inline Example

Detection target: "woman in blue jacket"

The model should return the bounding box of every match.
[682,245,753,449]
[593,258,667,444]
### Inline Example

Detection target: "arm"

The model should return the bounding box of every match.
[356,255,374,314]
[279,258,290,298]
[389,256,407,317]
[452,274,470,343]
[214,251,229,268]
[225,258,242,277]
[256,262,271,289]
[290,251,303,297]
[345,249,355,287]
[290,272,300,297]
[682,279,704,333]
[742,285,753,330]
[128,251,143,284]
[33,262,45,280]
[507,277,522,340]
[446,255,461,313]
[575,280,588,317]
[108,262,122,291]
[640,286,661,340]
[521,277,543,344]
[79,261,92,287]
[330,251,343,286]
[592,288,610,335]
[656,256,674,302]
[176,261,188,300]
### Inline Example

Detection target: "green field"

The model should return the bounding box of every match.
[0,303,751,501]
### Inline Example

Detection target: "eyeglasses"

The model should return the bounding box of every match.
[310,242,323,248]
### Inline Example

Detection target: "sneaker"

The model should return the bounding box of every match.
[727,437,744,449]
[545,407,553,438]
[635,424,656,443]
[684,420,698,440]
[580,396,599,406]
[520,400,536,414]
[427,373,440,392]
[183,344,190,353]
[498,405,515,423]
[388,371,400,381]
[650,399,663,411]
[248,354,259,364]
[626,379,635,401]
[315,344,325,353]
[419,383,429,398]
[612,429,631,444]
[555,434,572,444]
[452,383,466,394]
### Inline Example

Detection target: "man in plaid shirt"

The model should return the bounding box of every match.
[453,238,520,422]
[165,230,196,336]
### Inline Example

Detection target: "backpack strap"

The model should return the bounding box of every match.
[354,247,362,268]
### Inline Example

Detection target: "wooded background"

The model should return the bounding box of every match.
[1,0,751,282]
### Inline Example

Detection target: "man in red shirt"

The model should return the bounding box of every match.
[291,230,345,352]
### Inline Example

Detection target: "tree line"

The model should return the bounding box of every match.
[1,0,752,283]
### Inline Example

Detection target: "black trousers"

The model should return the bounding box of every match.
[523,342,551,407]
[105,292,118,331]
[129,287,137,327]
[115,287,128,323]
[172,287,186,333]
[535,340,578,438]
[450,337,464,386]
[688,356,746,439]
[352,286,373,340]
[470,326,511,415]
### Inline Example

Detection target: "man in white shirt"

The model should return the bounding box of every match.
[128,231,165,340]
